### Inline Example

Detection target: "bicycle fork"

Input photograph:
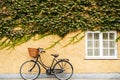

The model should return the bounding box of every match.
[29,60,38,72]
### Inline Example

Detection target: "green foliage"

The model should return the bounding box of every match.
[0,0,120,49]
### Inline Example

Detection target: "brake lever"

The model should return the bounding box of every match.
[41,51,46,53]
[38,48,45,53]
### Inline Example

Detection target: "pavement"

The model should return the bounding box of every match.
[2,78,109,80]
[0,74,120,80]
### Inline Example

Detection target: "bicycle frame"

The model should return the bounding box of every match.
[35,54,58,71]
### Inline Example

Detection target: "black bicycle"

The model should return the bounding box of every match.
[20,48,73,80]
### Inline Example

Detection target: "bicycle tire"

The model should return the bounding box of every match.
[20,60,40,80]
[53,60,73,80]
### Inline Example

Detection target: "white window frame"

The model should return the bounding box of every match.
[85,31,118,59]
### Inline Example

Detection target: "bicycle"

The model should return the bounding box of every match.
[20,48,73,80]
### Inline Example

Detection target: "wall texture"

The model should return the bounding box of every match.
[0,31,120,74]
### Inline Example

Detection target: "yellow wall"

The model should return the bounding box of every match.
[0,31,120,74]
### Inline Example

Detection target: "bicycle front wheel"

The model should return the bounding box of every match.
[53,60,73,80]
[20,60,40,80]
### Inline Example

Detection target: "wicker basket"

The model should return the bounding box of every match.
[28,48,39,58]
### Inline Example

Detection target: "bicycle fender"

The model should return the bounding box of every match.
[58,59,69,61]
[30,60,35,62]
[30,60,38,64]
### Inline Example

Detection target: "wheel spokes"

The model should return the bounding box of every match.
[54,61,73,80]
[20,61,40,80]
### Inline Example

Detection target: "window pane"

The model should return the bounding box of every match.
[103,33,108,40]
[94,41,99,48]
[88,41,93,48]
[103,49,108,56]
[109,33,115,40]
[87,33,93,40]
[94,33,99,40]
[103,41,108,48]
[109,41,115,48]
[88,49,93,56]
[110,49,115,56]
[94,49,99,56]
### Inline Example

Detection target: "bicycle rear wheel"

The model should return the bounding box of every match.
[53,60,73,80]
[20,60,40,80]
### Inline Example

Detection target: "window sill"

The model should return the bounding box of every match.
[85,57,119,60]
[84,59,120,60]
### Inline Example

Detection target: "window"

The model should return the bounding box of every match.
[86,31,117,59]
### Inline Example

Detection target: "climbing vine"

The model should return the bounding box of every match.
[0,0,120,49]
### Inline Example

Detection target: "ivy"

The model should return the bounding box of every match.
[0,0,120,49]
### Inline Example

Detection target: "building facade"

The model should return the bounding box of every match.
[0,30,120,78]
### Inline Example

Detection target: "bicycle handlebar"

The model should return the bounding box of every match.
[38,48,45,53]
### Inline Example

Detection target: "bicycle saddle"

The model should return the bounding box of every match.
[51,54,59,57]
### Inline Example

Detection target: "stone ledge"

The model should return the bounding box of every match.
[0,73,120,79]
